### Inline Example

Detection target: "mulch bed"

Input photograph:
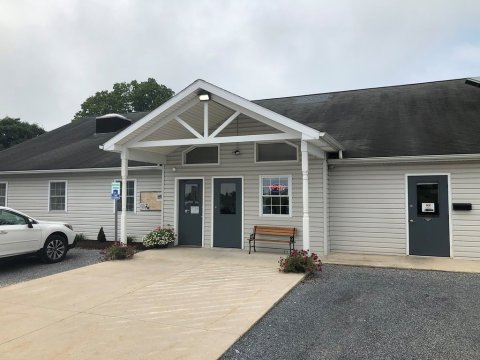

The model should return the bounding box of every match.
[76,240,146,251]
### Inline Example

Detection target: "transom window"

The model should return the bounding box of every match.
[115,180,136,212]
[256,142,298,162]
[260,175,292,216]
[0,183,6,206]
[49,181,67,211]
[183,145,219,165]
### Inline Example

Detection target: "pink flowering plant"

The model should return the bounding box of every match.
[279,250,322,274]
[142,226,176,248]
[104,241,136,260]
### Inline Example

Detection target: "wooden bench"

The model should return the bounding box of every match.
[248,225,296,254]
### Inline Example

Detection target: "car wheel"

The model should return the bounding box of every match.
[41,235,67,263]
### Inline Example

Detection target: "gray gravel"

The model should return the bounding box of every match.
[221,265,480,360]
[0,248,104,288]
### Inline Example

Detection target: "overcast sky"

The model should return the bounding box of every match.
[1,0,479,130]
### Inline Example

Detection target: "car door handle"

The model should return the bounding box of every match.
[0,231,7,235]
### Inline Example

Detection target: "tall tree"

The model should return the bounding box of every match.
[0,117,45,150]
[74,78,174,120]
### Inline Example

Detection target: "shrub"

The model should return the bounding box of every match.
[97,227,106,242]
[279,250,322,274]
[74,233,87,242]
[143,226,176,248]
[104,241,136,260]
[127,235,136,244]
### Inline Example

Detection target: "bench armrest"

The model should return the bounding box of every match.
[249,233,255,240]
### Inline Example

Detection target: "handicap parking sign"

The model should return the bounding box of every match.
[111,182,121,200]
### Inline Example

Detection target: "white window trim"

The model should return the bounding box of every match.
[48,180,68,212]
[254,141,299,164]
[113,179,137,214]
[182,144,220,166]
[259,175,293,217]
[0,182,7,207]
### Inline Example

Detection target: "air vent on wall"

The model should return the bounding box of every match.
[95,114,132,133]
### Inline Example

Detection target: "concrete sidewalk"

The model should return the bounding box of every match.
[324,252,480,273]
[0,248,303,360]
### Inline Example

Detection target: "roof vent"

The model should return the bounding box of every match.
[465,77,480,88]
[95,113,132,133]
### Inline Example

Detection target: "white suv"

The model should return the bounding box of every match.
[0,207,76,263]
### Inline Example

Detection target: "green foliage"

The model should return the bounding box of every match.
[97,227,107,242]
[73,78,174,120]
[127,235,136,244]
[104,242,136,260]
[143,226,176,248]
[0,116,45,150]
[279,250,323,274]
[74,233,87,242]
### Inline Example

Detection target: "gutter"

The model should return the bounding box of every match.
[328,153,480,165]
[0,165,162,176]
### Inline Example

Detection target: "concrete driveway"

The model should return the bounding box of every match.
[0,248,302,360]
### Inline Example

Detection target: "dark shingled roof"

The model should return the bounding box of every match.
[0,112,150,171]
[255,78,480,158]
[0,78,479,171]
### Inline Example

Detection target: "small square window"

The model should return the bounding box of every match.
[260,176,291,216]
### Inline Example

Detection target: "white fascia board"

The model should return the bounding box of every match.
[319,132,344,151]
[0,166,162,176]
[199,81,320,138]
[102,79,205,151]
[328,153,480,165]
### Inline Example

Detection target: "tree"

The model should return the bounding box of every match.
[0,117,45,150]
[73,78,175,120]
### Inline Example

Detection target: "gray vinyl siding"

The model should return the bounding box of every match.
[329,161,480,259]
[0,169,163,242]
[163,140,324,253]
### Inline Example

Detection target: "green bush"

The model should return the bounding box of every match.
[74,233,87,242]
[127,235,136,244]
[97,227,107,242]
[104,242,136,260]
[279,250,322,274]
[143,226,176,248]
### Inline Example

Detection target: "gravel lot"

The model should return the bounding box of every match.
[0,248,104,288]
[221,265,480,360]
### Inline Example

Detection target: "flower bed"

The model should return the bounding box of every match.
[279,250,322,275]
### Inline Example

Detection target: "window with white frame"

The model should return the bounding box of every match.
[49,181,67,211]
[256,142,298,162]
[260,175,291,216]
[183,145,219,165]
[0,183,7,206]
[114,180,136,212]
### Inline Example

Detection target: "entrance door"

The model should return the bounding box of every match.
[178,179,203,246]
[408,175,450,257]
[213,178,242,248]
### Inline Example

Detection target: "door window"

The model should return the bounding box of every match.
[416,183,439,217]
[220,183,236,214]
[0,209,27,226]
[185,184,200,214]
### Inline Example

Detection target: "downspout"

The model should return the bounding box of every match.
[323,156,329,256]
[161,164,165,228]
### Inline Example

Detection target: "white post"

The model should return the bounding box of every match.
[203,101,209,138]
[301,140,310,251]
[120,149,129,244]
[323,156,329,256]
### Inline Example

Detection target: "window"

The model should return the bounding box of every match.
[256,142,298,162]
[0,183,6,206]
[49,181,67,211]
[416,183,439,217]
[260,175,291,216]
[0,209,27,226]
[115,180,136,212]
[183,145,219,165]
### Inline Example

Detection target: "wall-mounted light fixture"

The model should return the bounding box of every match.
[198,91,210,101]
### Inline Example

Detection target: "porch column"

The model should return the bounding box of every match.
[301,140,310,250]
[323,157,329,256]
[120,149,129,244]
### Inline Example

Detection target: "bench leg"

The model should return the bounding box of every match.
[254,239,256,253]
[249,239,251,254]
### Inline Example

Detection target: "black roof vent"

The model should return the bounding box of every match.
[95,114,132,133]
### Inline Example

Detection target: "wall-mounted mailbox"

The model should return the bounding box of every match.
[452,203,472,211]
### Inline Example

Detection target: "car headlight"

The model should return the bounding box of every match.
[64,224,73,231]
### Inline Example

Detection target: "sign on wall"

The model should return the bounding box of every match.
[139,191,162,211]
[111,182,121,200]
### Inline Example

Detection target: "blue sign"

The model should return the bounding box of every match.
[111,182,121,200]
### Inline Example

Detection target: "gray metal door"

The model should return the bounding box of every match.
[213,178,242,248]
[408,175,450,257]
[178,179,203,246]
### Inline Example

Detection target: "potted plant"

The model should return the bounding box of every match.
[143,226,176,248]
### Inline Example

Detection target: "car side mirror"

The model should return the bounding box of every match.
[27,219,34,228]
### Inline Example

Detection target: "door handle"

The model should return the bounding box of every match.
[0,230,7,235]
[409,219,415,223]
